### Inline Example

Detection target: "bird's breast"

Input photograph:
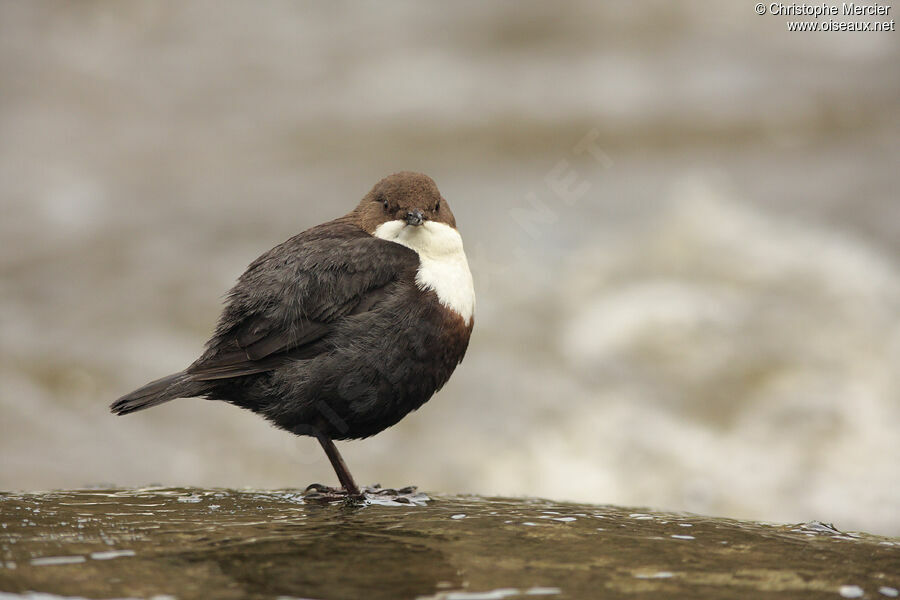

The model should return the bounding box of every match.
[374,220,475,324]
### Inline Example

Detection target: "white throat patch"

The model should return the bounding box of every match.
[374,220,475,323]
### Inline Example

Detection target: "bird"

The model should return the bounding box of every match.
[110,172,475,497]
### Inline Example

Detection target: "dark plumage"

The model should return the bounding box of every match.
[111,172,475,495]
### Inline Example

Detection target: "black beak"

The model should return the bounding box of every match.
[405,210,425,227]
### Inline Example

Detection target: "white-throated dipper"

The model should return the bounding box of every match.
[111,172,475,497]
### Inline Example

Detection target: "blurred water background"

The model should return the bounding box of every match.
[1,2,898,535]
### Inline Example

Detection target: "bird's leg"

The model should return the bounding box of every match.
[315,430,362,497]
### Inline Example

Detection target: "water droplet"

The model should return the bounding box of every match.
[525,587,561,595]
[443,588,521,599]
[90,550,136,560]
[634,571,675,579]
[31,555,86,566]
[840,585,865,598]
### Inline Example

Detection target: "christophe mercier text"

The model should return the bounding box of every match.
[768,2,892,17]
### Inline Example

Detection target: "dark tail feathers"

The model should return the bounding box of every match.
[110,371,202,416]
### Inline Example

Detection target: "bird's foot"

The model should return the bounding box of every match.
[302,483,429,505]
[302,483,363,503]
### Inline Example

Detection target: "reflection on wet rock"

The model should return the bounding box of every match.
[0,489,897,599]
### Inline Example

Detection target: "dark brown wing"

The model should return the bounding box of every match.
[187,219,417,381]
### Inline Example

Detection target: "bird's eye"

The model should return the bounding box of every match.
[434,199,440,211]
[382,199,389,210]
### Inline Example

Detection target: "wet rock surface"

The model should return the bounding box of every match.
[0,489,897,600]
